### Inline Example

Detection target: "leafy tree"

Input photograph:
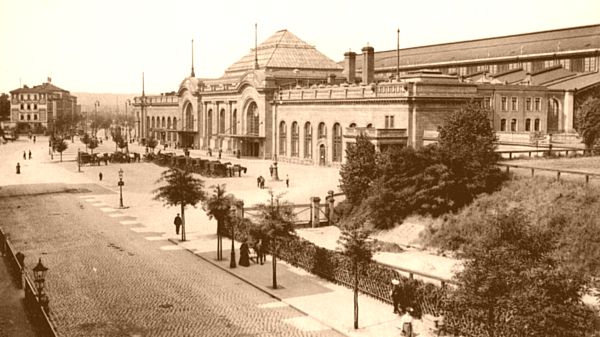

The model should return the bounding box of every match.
[53,138,68,162]
[81,133,91,152]
[337,216,375,329]
[444,208,595,337]
[576,97,600,151]
[153,168,206,241]
[437,101,505,210]
[88,138,99,154]
[114,133,127,152]
[203,184,237,261]
[147,138,158,153]
[252,190,296,289]
[0,93,11,120]
[339,134,378,205]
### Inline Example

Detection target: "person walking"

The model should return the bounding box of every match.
[285,175,289,188]
[99,172,103,181]
[16,163,20,174]
[269,165,273,177]
[218,149,222,159]
[390,279,402,314]
[239,241,250,267]
[28,150,32,159]
[23,151,26,160]
[398,307,415,336]
[257,176,261,188]
[173,213,182,235]
[33,136,36,143]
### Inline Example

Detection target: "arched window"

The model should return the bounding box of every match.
[207,109,213,137]
[219,109,226,134]
[349,123,356,128]
[525,118,531,131]
[246,102,259,135]
[291,122,299,157]
[318,122,326,139]
[534,118,540,131]
[167,117,171,129]
[510,119,517,132]
[304,122,312,158]
[366,123,373,129]
[162,117,166,128]
[332,123,342,162]
[279,121,287,156]
[500,119,506,131]
[151,117,155,128]
[173,117,177,129]
[232,109,237,134]
[185,104,193,130]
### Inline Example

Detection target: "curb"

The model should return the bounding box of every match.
[167,238,350,337]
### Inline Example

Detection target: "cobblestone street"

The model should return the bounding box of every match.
[0,183,343,337]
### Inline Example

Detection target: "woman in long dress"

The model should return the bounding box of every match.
[239,241,250,267]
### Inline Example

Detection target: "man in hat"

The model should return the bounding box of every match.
[390,279,402,314]
[174,213,182,235]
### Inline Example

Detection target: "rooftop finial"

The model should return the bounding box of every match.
[142,72,145,97]
[191,39,196,77]
[254,23,259,70]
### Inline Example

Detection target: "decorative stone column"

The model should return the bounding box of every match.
[325,190,335,225]
[311,197,321,228]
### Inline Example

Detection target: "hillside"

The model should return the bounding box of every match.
[73,92,138,114]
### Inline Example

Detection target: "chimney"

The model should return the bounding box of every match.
[362,46,374,84]
[343,51,356,83]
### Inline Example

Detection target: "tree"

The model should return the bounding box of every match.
[203,184,237,261]
[443,208,595,337]
[576,97,600,151]
[339,133,378,205]
[88,138,99,154]
[153,168,206,241]
[337,216,375,329]
[253,190,296,289]
[114,133,127,153]
[147,138,158,153]
[81,133,91,152]
[53,138,68,162]
[0,93,10,120]
[437,101,505,210]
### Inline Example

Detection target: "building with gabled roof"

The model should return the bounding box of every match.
[9,80,78,134]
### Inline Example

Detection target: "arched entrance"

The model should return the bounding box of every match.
[319,144,326,166]
[179,103,195,148]
[547,98,560,133]
[237,101,262,158]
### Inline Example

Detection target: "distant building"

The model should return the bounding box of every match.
[132,25,600,165]
[9,80,78,134]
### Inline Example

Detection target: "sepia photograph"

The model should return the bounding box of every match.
[1,0,600,336]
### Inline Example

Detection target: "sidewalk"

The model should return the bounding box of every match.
[166,236,437,337]
[0,255,38,337]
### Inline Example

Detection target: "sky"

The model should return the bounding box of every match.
[1,0,599,95]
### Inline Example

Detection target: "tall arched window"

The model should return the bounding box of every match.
[318,122,327,139]
[207,109,213,137]
[510,119,517,132]
[304,122,312,159]
[232,109,237,134]
[291,122,299,157]
[534,118,540,131]
[173,117,177,129]
[219,109,226,134]
[151,117,155,128]
[167,117,171,129]
[279,121,287,156]
[184,103,193,130]
[246,102,259,135]
[332,123,342,162]
[500,119,506,131]
[525,118,531,131]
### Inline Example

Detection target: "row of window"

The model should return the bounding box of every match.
[12,93,46,101]
[19,114,39,121]
[149,116,178,129]
[500,118,541,132]
[278,122,343,162]
[444,56,598,75]
[19,103,39,111]
[499,97,542,112]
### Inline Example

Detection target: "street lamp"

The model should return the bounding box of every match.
[77,148,81,172]
[33,258,49,312]
[118,168,124,208]
[229,205,237,268]
[94,100,100,137]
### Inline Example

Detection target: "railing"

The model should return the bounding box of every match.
[497,147,596,159]
[497,162,600,183]
[0,227,58,337]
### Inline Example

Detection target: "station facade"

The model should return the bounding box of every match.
[132,25,600,165]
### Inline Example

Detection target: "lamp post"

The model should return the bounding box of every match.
[77,148,81,172]
[125,99,131,145]
[229,206,237,268]
[118,168,124,208]
[33,258,49,312]
[94,100,100,138]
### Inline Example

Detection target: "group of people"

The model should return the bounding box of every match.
[23,150,31,160]
[238,239,266,266]
[391,279,418,336]
[256,176,266,189]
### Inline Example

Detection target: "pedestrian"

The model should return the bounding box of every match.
[239,241,250,267]
[257,176,261,188]
[23,151,26,160]
[256,239,266,265]
[99,172,103,181]
[16,162,20,174]
[390,279,401,314]
[269,165,273,177]
[285,175,289,188]
[208,148,212,157]
[33,136,36,143]
[397,307,415,337]
[174,213,182,235]
[28,150,32,159]
[260,176,265,189]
